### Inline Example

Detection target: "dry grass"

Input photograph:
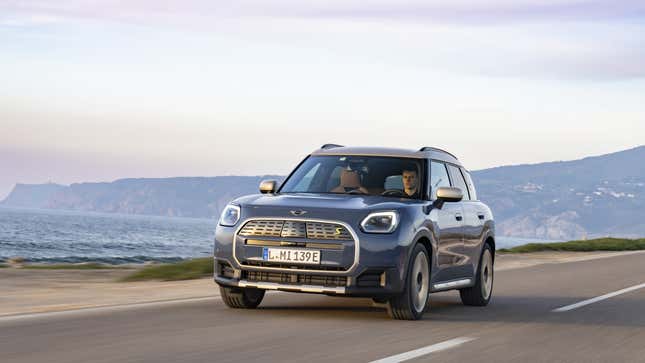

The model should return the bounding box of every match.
[498,238,645,253]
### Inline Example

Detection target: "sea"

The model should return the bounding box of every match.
[0,207,555,264]
[0,207,216,264]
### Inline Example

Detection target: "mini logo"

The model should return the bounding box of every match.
[290,210,307,216]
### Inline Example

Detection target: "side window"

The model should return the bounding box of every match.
[292,163,321,192]
[447,164,470,201]
[325,166,344,191]
[384,175,403,190]
[461,169,477,200]
[429,161,450,199]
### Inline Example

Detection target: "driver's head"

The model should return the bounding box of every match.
[402,168,418,191]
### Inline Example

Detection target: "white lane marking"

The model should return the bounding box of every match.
[552,282,645,312]
[369,337,476,363]
[0,296,218,323]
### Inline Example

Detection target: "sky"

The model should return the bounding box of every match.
[1,0,644,199]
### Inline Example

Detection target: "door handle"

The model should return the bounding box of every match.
[455,213,463,221]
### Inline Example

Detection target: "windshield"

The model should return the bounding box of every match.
[279,155,425,199]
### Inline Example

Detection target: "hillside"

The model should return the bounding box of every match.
[2,176,282,218]
[2,146,643,239]
[472,146,645,239]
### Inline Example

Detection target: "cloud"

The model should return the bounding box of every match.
[1,0,644,81]
[3,0,645,26]
[0,14,64,27]
[284,0,645,24]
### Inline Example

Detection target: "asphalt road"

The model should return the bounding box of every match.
[2,253,645,363]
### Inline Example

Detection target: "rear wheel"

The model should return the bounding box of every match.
[387,244,430,320]
[219,286,265,309]
[460,244,494,306]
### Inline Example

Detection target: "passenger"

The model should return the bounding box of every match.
[331,169,369,194]
[402,168,419,198]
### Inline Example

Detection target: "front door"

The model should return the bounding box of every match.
[447,164,482,278]
[429,161,466,283]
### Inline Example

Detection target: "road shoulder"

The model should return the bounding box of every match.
[1,250,643,317]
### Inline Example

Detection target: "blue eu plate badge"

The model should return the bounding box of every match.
[262,247,269,260]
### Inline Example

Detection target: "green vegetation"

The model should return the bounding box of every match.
[120,258,213,282]
[23,263,124,270]
[0,264,8,268]
[498,238,645,253]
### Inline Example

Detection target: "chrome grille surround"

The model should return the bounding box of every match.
[233,217,360,275]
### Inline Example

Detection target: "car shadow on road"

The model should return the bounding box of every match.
[427,292,645,328]
[247,291,645,326]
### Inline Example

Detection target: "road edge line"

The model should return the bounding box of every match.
[0,296,219,323]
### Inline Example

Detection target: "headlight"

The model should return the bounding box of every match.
[219,204,241,226]
[360,211,399,234]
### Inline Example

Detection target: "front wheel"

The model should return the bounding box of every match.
[387,244,430,320]
[459,244,494,306]
[219,286,265,309]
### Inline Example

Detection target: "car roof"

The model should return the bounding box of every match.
[311,145,462,166]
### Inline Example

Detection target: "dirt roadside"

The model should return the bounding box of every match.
[2,250,644,317]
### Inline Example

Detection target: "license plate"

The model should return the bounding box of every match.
[262,247,321,264]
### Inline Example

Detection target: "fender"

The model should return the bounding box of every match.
[477,222,496,267]
[397,226,436,287]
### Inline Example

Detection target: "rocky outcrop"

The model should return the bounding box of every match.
[2,176,283,219]
[1,183,66,209]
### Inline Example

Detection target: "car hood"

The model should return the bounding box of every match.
[233,193,420,220]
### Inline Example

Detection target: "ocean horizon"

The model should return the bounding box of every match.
[0,206,555,264]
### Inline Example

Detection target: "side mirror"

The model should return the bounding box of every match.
[259,180,278,194]
[433,186,463,209]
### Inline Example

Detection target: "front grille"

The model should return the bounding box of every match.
[306,222,353,240]
[238,220,352,241]
[239,220,284,237]
[243,260,345,271]
[244,270,347,288]
[280,221,307,238]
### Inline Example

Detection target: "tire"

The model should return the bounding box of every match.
[219,285,265,309]
[387,244,431,320]
[460,244,494,306]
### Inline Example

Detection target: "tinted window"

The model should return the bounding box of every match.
[447,164,470,200]
[461,169,477,200]
[280,156,424,199]
[429,161,450,199]
[292,163,321,192]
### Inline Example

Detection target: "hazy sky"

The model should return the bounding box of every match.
[1,0,644,198]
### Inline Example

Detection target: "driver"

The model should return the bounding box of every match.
[402,168,419,198]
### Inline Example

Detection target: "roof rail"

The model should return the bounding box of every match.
[419,146,458,160]
[320,144,344,150]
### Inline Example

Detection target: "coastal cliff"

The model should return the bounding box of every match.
[3,146,643,239]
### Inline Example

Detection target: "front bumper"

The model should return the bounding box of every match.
[214,216,415,297]
[213,260,404,297]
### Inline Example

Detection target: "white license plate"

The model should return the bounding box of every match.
[262,247,321,264]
